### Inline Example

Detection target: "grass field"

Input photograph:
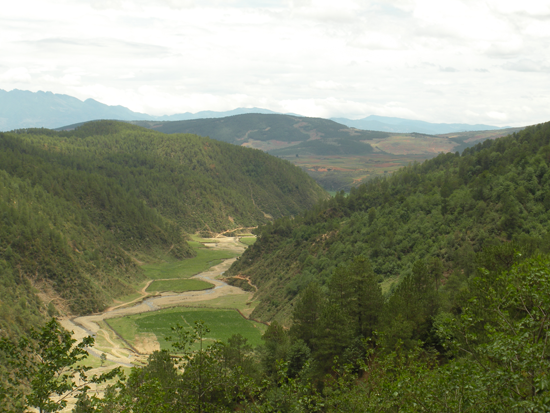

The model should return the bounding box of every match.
[239,237,256,246]
[146,279,213,293]
[182,294,260,317]
[142,246,239,280]
[109,307,266,351]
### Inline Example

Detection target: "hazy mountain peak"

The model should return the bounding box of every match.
[1,89,506,134]
[331,115,505,134]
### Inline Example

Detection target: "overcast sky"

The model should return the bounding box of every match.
[2,0,549,126]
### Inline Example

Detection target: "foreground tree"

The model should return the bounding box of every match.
[97,320,258,413]
[322,254,550,412]
[0,318,119,413]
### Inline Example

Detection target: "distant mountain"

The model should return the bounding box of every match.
[2,89,509,135]
[129,114,388,157]
[155,107,285,121]
[0,89,281,131]
[130,114,521,159]
[127,114,524,192]
[331,115,506,134]
[0,89,148,130]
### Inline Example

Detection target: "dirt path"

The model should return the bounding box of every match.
[214,226,256,237]
[59,236,254,369]
[230,274,258,292]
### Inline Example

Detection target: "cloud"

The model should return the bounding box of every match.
[487,0,550,19]
[350,33,404,50]
[368,2,412,18]
[26,37,171,58]
[310,80,345,90]
[1,0,549,127]
[0,67,31,83]
[426,88,444,95]
[413,0,511,43]
[486,110,508,121]
[119,72,136,79]
[502,59,550,72]
[485,41,524,58]
[88,0,196,10]
[424,80,449,85]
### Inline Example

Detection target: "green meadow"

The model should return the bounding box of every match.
[108,307,266,351]
[239,237,257,246]
[146,279,213,293]
[142,244,239,280]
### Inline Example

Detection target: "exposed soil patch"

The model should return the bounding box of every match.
[134,333,161,353]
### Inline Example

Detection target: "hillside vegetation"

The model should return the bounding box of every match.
[2,122,550,412]
[131,114,524,191]
[0,120,326,337]
[131,114,384,156]
[227,121,550,324]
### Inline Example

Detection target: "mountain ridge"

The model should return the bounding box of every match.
[1,89,507,134]
[331,114,508,134]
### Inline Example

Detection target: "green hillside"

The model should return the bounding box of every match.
[226,121,550,324]
[130,115,525,192]
[6,121,327,231]
[0,121,327,337]
[131,114,383,156]
[3,121,550,412]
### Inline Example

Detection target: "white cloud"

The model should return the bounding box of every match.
[439,66,457,73]
[310,80,345,90]
[350,33,404,50]
[487,0,550,18]
[486,111,508,121]
[0,67,32,83]
[503,59,550,72]
[0,0,548,127]
[485,40,524,59]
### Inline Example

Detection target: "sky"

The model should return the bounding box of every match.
[1,0,549,127]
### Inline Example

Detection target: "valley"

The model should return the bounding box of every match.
[2,120,550,411]
[0,121,326,342]
[61,234,259,368]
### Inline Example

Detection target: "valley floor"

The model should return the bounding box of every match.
[57,235,256,408]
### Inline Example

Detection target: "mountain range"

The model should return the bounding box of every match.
[331,115,508,135]
[1,89,507,134]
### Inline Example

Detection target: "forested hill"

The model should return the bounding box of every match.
[130,114,385,157]
[226,121,550,324]
[0,121,327,336]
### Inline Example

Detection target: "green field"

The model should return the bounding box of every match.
[146,279,213,293]
[183,294,260,317]
[109,307,266,351]
[239,237,256,246]
[142,246,239,280]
